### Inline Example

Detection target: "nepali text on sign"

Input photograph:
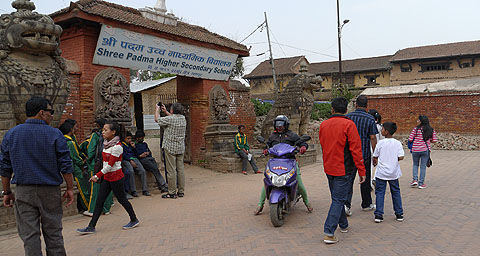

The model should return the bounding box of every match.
[93,25,238,81]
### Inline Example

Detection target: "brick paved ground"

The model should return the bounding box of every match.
[0,150,479,255]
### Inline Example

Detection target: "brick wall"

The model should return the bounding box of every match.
[367,91,480,134]
[59,24,130,140]
[228,81,256,144]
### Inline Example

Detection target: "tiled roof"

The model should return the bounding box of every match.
[51,0,248,54]
[244,56,307,79]
[391,40,480,62]
[309,55,393,75]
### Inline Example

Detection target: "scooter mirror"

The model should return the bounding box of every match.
[295,135,311,146]
[257,136,265,143]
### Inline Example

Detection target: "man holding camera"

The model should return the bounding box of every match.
[155,102,187,199]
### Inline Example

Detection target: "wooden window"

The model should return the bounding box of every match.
[400,63,412,72]
[364,75,380,86]
[419,62,451,72]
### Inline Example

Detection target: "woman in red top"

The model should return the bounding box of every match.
[77,121,139,234]
[408,115,437,189]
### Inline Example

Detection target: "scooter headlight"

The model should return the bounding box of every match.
[271,173,288,187]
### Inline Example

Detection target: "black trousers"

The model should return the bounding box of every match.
[88,177,137,228]
[345,158,372,209]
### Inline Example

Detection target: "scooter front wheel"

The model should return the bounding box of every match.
[270,203,285,227]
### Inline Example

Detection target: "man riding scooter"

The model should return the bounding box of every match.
[254,115,314,215]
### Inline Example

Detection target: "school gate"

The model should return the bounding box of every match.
[51,0,252,164]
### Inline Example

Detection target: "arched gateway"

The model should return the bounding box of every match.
[50,0,252,164]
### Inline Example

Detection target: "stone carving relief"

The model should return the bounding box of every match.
[208,85,229,124]
[0,0,70,135]
[262,65,322,137]
[94,68,131,124]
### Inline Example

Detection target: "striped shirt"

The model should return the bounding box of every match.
[96,142,124,182]
[157,114,187,155]
[408,128,437,152]
[346,109,379,161]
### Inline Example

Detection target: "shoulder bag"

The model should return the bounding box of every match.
[422,133,433,168]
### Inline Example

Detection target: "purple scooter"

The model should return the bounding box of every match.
[257,135,311,227]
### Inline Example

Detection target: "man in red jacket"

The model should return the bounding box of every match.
[319,97,366,244]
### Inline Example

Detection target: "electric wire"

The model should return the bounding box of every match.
[269,28,287,56]
[343,41,363,58]
[239,21,266,43]
[270,42,337,59]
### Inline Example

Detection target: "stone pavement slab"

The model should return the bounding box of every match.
[0,150,479,255]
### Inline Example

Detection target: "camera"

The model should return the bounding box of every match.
[157,102,163,107]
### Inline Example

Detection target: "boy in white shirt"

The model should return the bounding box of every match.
[372,122,404,223]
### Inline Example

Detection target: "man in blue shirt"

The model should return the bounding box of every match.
[0,96,74,256]
[345,95,378,214]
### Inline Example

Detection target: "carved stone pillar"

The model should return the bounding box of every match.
[93,68,132,126]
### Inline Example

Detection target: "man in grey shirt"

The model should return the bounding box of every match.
[155,102,187,199]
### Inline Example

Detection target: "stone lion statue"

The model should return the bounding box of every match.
[261,65,322,137]
[0,0,70,138]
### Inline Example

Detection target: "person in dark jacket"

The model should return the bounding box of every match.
[133,131,168,193]
[254,115,313,215]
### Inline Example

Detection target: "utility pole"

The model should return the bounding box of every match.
[336,0,342,88]
[264,12,278,95]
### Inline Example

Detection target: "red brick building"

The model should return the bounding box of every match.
[51,0,251,163]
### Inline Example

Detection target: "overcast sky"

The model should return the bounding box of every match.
[1,0,480,74]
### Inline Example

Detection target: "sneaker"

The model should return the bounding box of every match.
[77,226,95,235]
[126,193,134,200]
[103,211,111,215]
[142,191,151,196]
[344,205,352,216]
[374,215,384,223]
[122,219,139,230]
[82,211,93,217]
[323,235,338,244]
[339,227,348,233]
[131,191,139,197]
[362,204,375,211]
[255,170,262,174]
[396,214,404,222]
[418,184,427,189]
[242,171,247,175]
[410,180,418,187]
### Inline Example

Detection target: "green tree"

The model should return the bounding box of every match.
[230,57,245,79]
[251,99,272,116]
[130,70,175,82]
[311,103,332,120]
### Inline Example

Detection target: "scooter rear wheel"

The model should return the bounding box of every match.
[270,203,285,227]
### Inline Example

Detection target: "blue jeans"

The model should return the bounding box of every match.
[374,178,403,216]
[412,151,429,185]
[324,174,349,236]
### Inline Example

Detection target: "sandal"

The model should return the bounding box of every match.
[253,205,263,215]
[306,204,314,213]
[162,193,177,199]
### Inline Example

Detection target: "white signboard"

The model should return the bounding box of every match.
[92,24,238,81]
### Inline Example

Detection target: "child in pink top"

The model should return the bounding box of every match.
[408,115,437,189]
